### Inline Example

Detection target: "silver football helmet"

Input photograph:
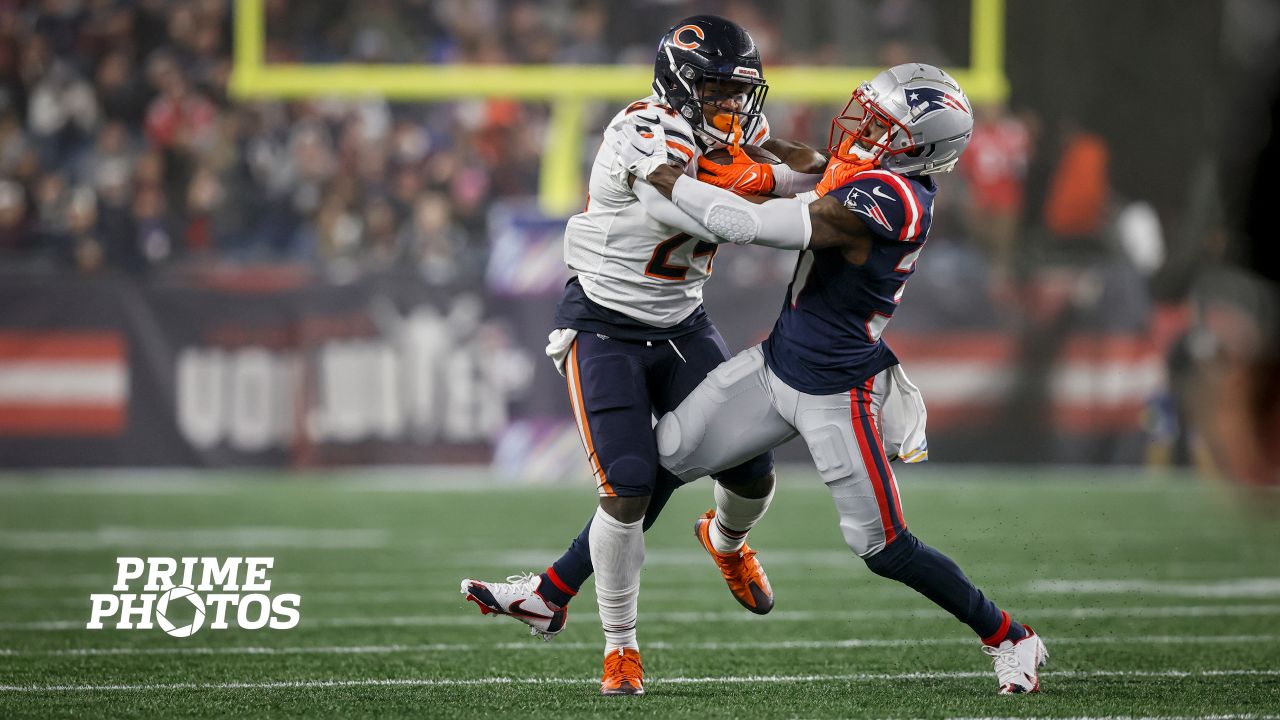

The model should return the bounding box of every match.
[828,63,974,176]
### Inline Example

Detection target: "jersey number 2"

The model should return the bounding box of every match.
[645,233,718,281]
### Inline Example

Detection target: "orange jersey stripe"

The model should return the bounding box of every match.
[566,341,614,496]
[666,140,694,160]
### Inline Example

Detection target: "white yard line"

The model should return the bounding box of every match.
[1,634,1270,658]
[0,527,389,551]
[1028,578,1280,599]
[5,566,1277,590]
[0,573,109,589]
[2,669,1278,693]
[945,716,1280,720]
[7,603,1280,631]
[0,590,452,608]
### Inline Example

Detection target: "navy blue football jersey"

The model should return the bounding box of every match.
[762,170,937,394]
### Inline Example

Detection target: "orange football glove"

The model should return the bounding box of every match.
[697,146,776,196]
[815,137,878,197]
[695,120,776,197]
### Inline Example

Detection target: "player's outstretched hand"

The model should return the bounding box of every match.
[614,122,669,182]
[814,156,878,197]
[815,138,878,197]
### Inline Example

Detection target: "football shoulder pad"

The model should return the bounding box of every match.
[616,100,698,168]
[828,170,927,242]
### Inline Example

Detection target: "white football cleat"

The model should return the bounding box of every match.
[983,625,1048,694]
[460,573,567,641]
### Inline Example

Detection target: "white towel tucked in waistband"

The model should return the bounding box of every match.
[880,363,929,463]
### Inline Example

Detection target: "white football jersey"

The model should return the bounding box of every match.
[563,95,772,327]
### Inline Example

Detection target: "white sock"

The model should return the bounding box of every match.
[710,482,774,553]
[588,505,644,652]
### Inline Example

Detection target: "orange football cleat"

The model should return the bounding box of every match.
[694,509,774,614]
[600,647,644,695]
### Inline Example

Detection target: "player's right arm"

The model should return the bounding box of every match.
[805,194,874,264]
[607,107,729,245]
[617,120,877,261]
[634,147,879,265]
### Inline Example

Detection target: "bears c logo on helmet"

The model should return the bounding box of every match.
[673,24,705,49]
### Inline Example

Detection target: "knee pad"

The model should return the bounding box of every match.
[862,530,920,580]
[656,412,706,482]
[602,455,658,497]
[655,412,687,462]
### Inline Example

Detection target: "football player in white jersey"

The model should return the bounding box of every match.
[461,15,826,695]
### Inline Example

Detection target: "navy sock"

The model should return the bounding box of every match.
[538,520,592,607]
[538,470,684,607]
[864,530,1026,644]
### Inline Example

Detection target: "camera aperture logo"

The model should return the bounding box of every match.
[87,557,301,637]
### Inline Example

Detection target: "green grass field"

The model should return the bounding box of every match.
[1,466,1278,718]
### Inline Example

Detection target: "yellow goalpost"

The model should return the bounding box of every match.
[228,0,1007,215]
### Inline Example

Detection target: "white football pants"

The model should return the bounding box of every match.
[656,344,915,557]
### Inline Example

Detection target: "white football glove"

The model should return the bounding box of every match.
[613,121,670,182]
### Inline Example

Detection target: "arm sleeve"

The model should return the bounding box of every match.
[671,174,811,251]
[633,179,722,244]
[770,163,822,197]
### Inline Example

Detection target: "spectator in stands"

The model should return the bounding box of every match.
[66,184,101,272]
[0,177,28,254]
[402,190,468,285]
[359,194,401,271]
[1043,119,1111,251]
[960,101,1032,280]
[94,52,146,127]
[0,111,32,177]
[27,58,98,166]
[556,1,609,65]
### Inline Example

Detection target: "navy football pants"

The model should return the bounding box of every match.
[563,326,774,498]
[539,326,770,604]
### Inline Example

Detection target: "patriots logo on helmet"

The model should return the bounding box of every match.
[904,86,970,124]
[843,187,894,232]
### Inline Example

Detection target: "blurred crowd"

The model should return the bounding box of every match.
[0,0,1146,292]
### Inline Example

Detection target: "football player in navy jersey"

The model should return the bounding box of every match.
[618,63,1049,695]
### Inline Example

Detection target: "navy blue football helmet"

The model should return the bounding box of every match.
[652,15,768,147]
